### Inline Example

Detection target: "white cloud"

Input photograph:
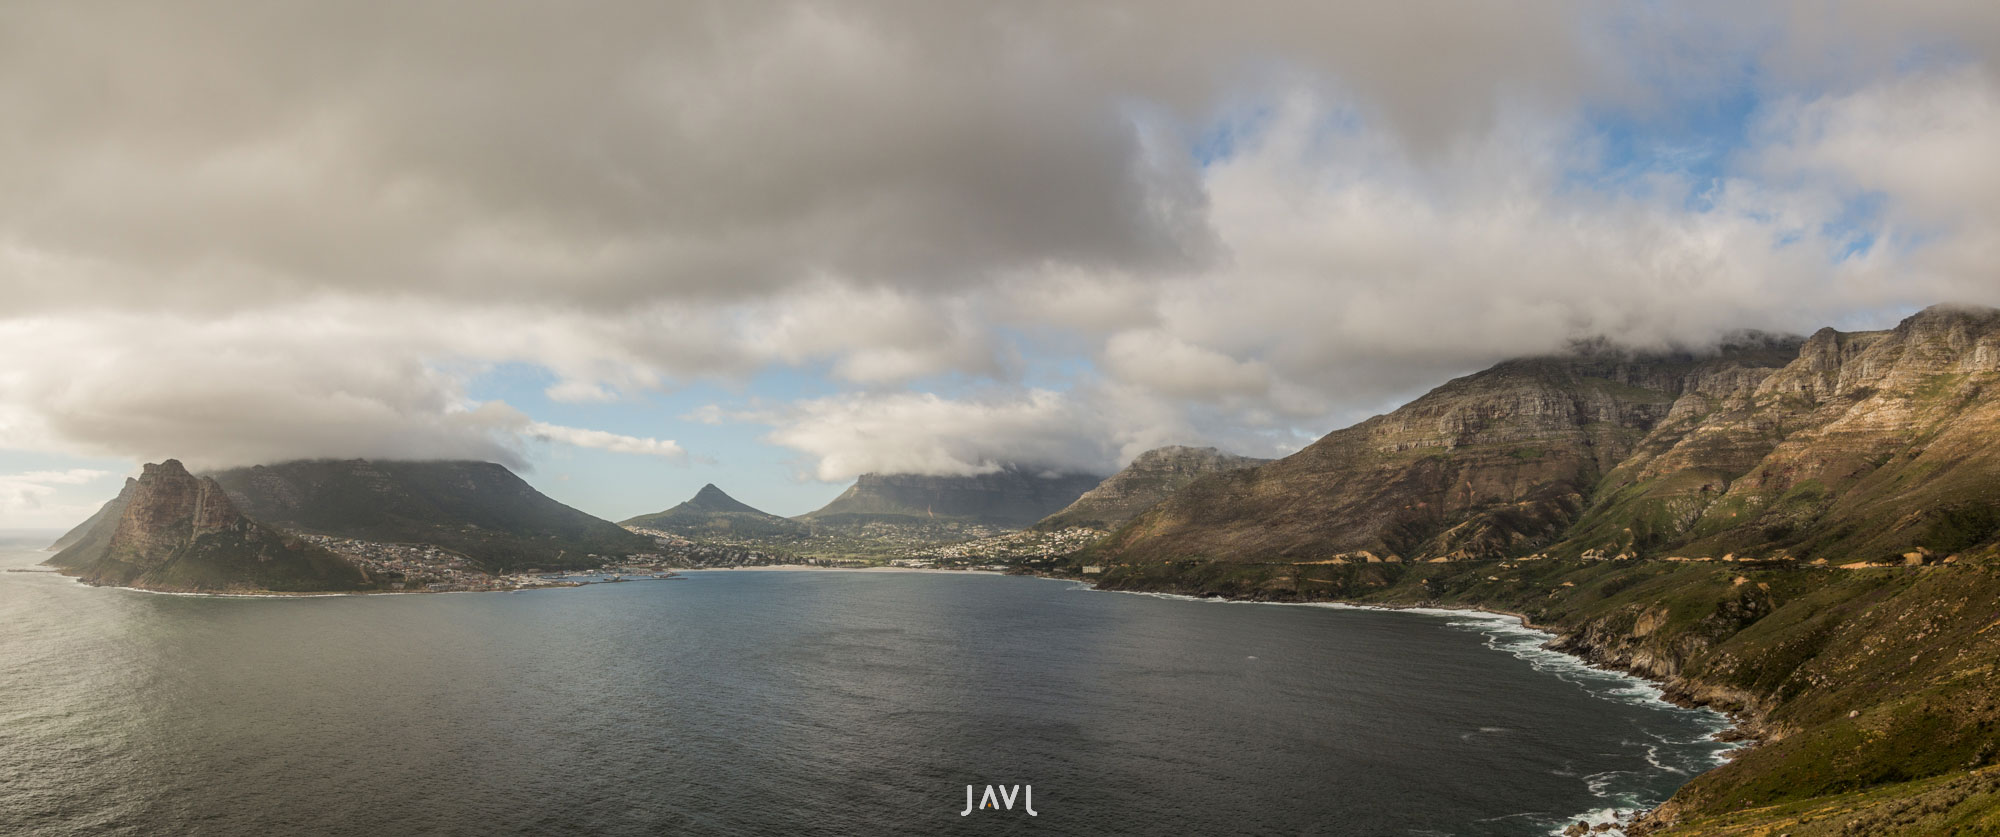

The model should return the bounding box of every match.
[0,469,112,530]
[752,391,1115,481]
[5,3,2000,484]
[525,422,686,461]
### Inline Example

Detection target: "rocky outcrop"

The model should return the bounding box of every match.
[803,468,1107,529]
[45,460,373,593]
[1562,303,2000,562]
[622,484,807,539]
[1099,335,1805,563]
[206,458,654,571]
[1034,446,1268,531]
[1102,305,2000,566]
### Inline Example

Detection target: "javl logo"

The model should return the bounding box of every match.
[961,784,1037,816]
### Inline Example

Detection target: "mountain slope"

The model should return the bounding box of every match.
[47,477,136,553]
[1034,446,1268,531]
[1559,303,2000,563]
[45,460,374,592]
[206,459,654,571]
[621,484,807,538]
[803,469,1107,529]
[1099,336,1805,563]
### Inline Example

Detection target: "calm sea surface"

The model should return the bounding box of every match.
[0,537,1733,836]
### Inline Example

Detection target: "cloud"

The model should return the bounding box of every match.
[0,469,112,530]
[750,391,1116,481]
[526,422,686,461]
[6,2,2000,483]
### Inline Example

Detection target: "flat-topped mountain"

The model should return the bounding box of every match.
[1034,446,1269,531]
[205,459,654,571]
[1101,304,2000,566]
[621,484,806,539]
[45,460,375,592]
[803,468,1107,529]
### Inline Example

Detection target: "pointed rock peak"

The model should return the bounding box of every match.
[682,483,764,514]
[145,459,191,478]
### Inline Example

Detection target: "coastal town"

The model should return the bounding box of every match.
[301,535,682,592]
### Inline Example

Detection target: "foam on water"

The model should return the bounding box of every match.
[1082,589,1746,835]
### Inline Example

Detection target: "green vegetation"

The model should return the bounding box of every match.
[207,459,655,571]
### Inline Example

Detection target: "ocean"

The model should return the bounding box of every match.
[0,539,1734,836]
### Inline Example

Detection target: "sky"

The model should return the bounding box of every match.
[5,1,2000,528]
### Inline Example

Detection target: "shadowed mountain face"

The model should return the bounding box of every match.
[621,484,807,539]
[45,460,373,592]
[1035,446,1269,531]
[1102,304,2000,566]
[205,459,653,571]
[803,469,1108,529]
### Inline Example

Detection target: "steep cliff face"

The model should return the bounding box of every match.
[803,468,1107,528]
[1104,306,2000,566]
[1099,337,1804,563]
[1034,446,1268,531]
[206,459,653,571]
[622,484,806,538]
[45,460,373,592]
[1563,303,2000,562]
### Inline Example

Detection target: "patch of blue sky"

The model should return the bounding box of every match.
[465,362,847,519]
[1190,100,1277,167]
[1565,79,1761,209]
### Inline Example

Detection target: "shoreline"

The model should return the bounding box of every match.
[679,564,1007,575]
[28,561,1009,598]
[1050,575,1757,836]
[18,549,1738,833]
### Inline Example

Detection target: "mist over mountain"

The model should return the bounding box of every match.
[1101,305,2000,566]
[802,468,1107,530]
[47,460,374,593]
[1035,446,1268,532]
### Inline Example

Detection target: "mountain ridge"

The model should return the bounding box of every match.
[802,468,1107,529]
[45,460,375,592]
[205,458,655,571]
[621,483,807,539]
[1034,445,1268,531]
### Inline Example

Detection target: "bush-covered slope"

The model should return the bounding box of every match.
[206,459,653,571]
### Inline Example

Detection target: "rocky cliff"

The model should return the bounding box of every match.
[45,460,374,592]
[1084,304,2000,834]
[1034,446,1268,531]
[1099,335,1805,563]
[1102,305,2000,566]
[621,484,806,539]
[206,459,654,571]
[1562,303,2000,563]
[803,468,1107,529]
